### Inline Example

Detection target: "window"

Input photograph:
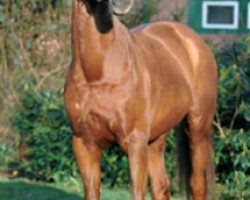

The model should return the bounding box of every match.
[202,1,239,29]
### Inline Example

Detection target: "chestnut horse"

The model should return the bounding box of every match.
[64,0,217,200]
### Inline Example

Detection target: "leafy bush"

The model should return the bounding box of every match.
[10,85,77,182]
[213,36,250,173]
[0,142,15,171]
[214,130,250,182]
[215,37,250,130]
[212,37,250,198]
[101,145,130,187]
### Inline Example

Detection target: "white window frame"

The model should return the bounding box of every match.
[248,3,250,29]
[202,1,239,29]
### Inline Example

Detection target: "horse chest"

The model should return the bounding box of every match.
[65,83,132,145]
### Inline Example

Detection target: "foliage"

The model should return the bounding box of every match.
[0,0,71,166]
[217,171,250,199]
[215,37,250,131]
[10,82,77,182]
[0,142,15,171]
[0,0,71,23]
[121,0,159,28]
[214,130,250,199]
[214,130,250,183]
[101,145,130,187]
[212,37,250,199]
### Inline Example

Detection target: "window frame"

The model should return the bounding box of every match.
[248,3,250,29]
[202,1,239,29]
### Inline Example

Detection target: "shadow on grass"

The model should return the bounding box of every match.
[0,179,82,200]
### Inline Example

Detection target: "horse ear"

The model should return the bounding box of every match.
[110,0,134,15]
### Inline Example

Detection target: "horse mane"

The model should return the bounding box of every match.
[85,0,113,33]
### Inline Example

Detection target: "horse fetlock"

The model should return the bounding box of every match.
[189,175,207,200]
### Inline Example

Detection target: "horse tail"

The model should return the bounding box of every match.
[176,119,216,200]
[176,119,192,199]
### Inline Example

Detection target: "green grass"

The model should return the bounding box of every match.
[0,177,82,200]
[0,177,149,200]
[1,177,249,200]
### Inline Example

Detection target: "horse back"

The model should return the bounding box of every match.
[132,21,217,101]
[133,21,217,84]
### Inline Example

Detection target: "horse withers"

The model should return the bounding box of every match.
[64,0,218,200]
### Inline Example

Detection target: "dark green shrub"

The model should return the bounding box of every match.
[101,145,130,187]
[213,36,250,177]
[214,130,250,183]
[10,85,77,182]
[0,142,15,171]
[215,130,250,199]
[215,37,250,130]
[212,36,250,196]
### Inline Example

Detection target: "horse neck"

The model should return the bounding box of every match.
[71,0,124,83]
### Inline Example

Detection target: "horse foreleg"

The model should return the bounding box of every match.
[127,131,149,200]
[148,134,170,200]
[72,135,102,200]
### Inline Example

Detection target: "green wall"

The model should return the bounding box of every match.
[188,0,250,34]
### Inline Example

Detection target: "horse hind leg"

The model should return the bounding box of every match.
[179,109,215,200]
[176,106,214,200]
[148,133,171,200]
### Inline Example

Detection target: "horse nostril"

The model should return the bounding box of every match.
[110,0,134,15]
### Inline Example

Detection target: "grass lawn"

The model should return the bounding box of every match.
[1,176,249,200]
[0,177,151,200]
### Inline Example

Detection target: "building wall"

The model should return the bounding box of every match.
[188,0,250,34]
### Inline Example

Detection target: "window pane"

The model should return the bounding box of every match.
[207,6,234,24]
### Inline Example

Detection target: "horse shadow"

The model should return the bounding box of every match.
[0,179,82,200]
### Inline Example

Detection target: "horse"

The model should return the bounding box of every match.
[64,0,218,199]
